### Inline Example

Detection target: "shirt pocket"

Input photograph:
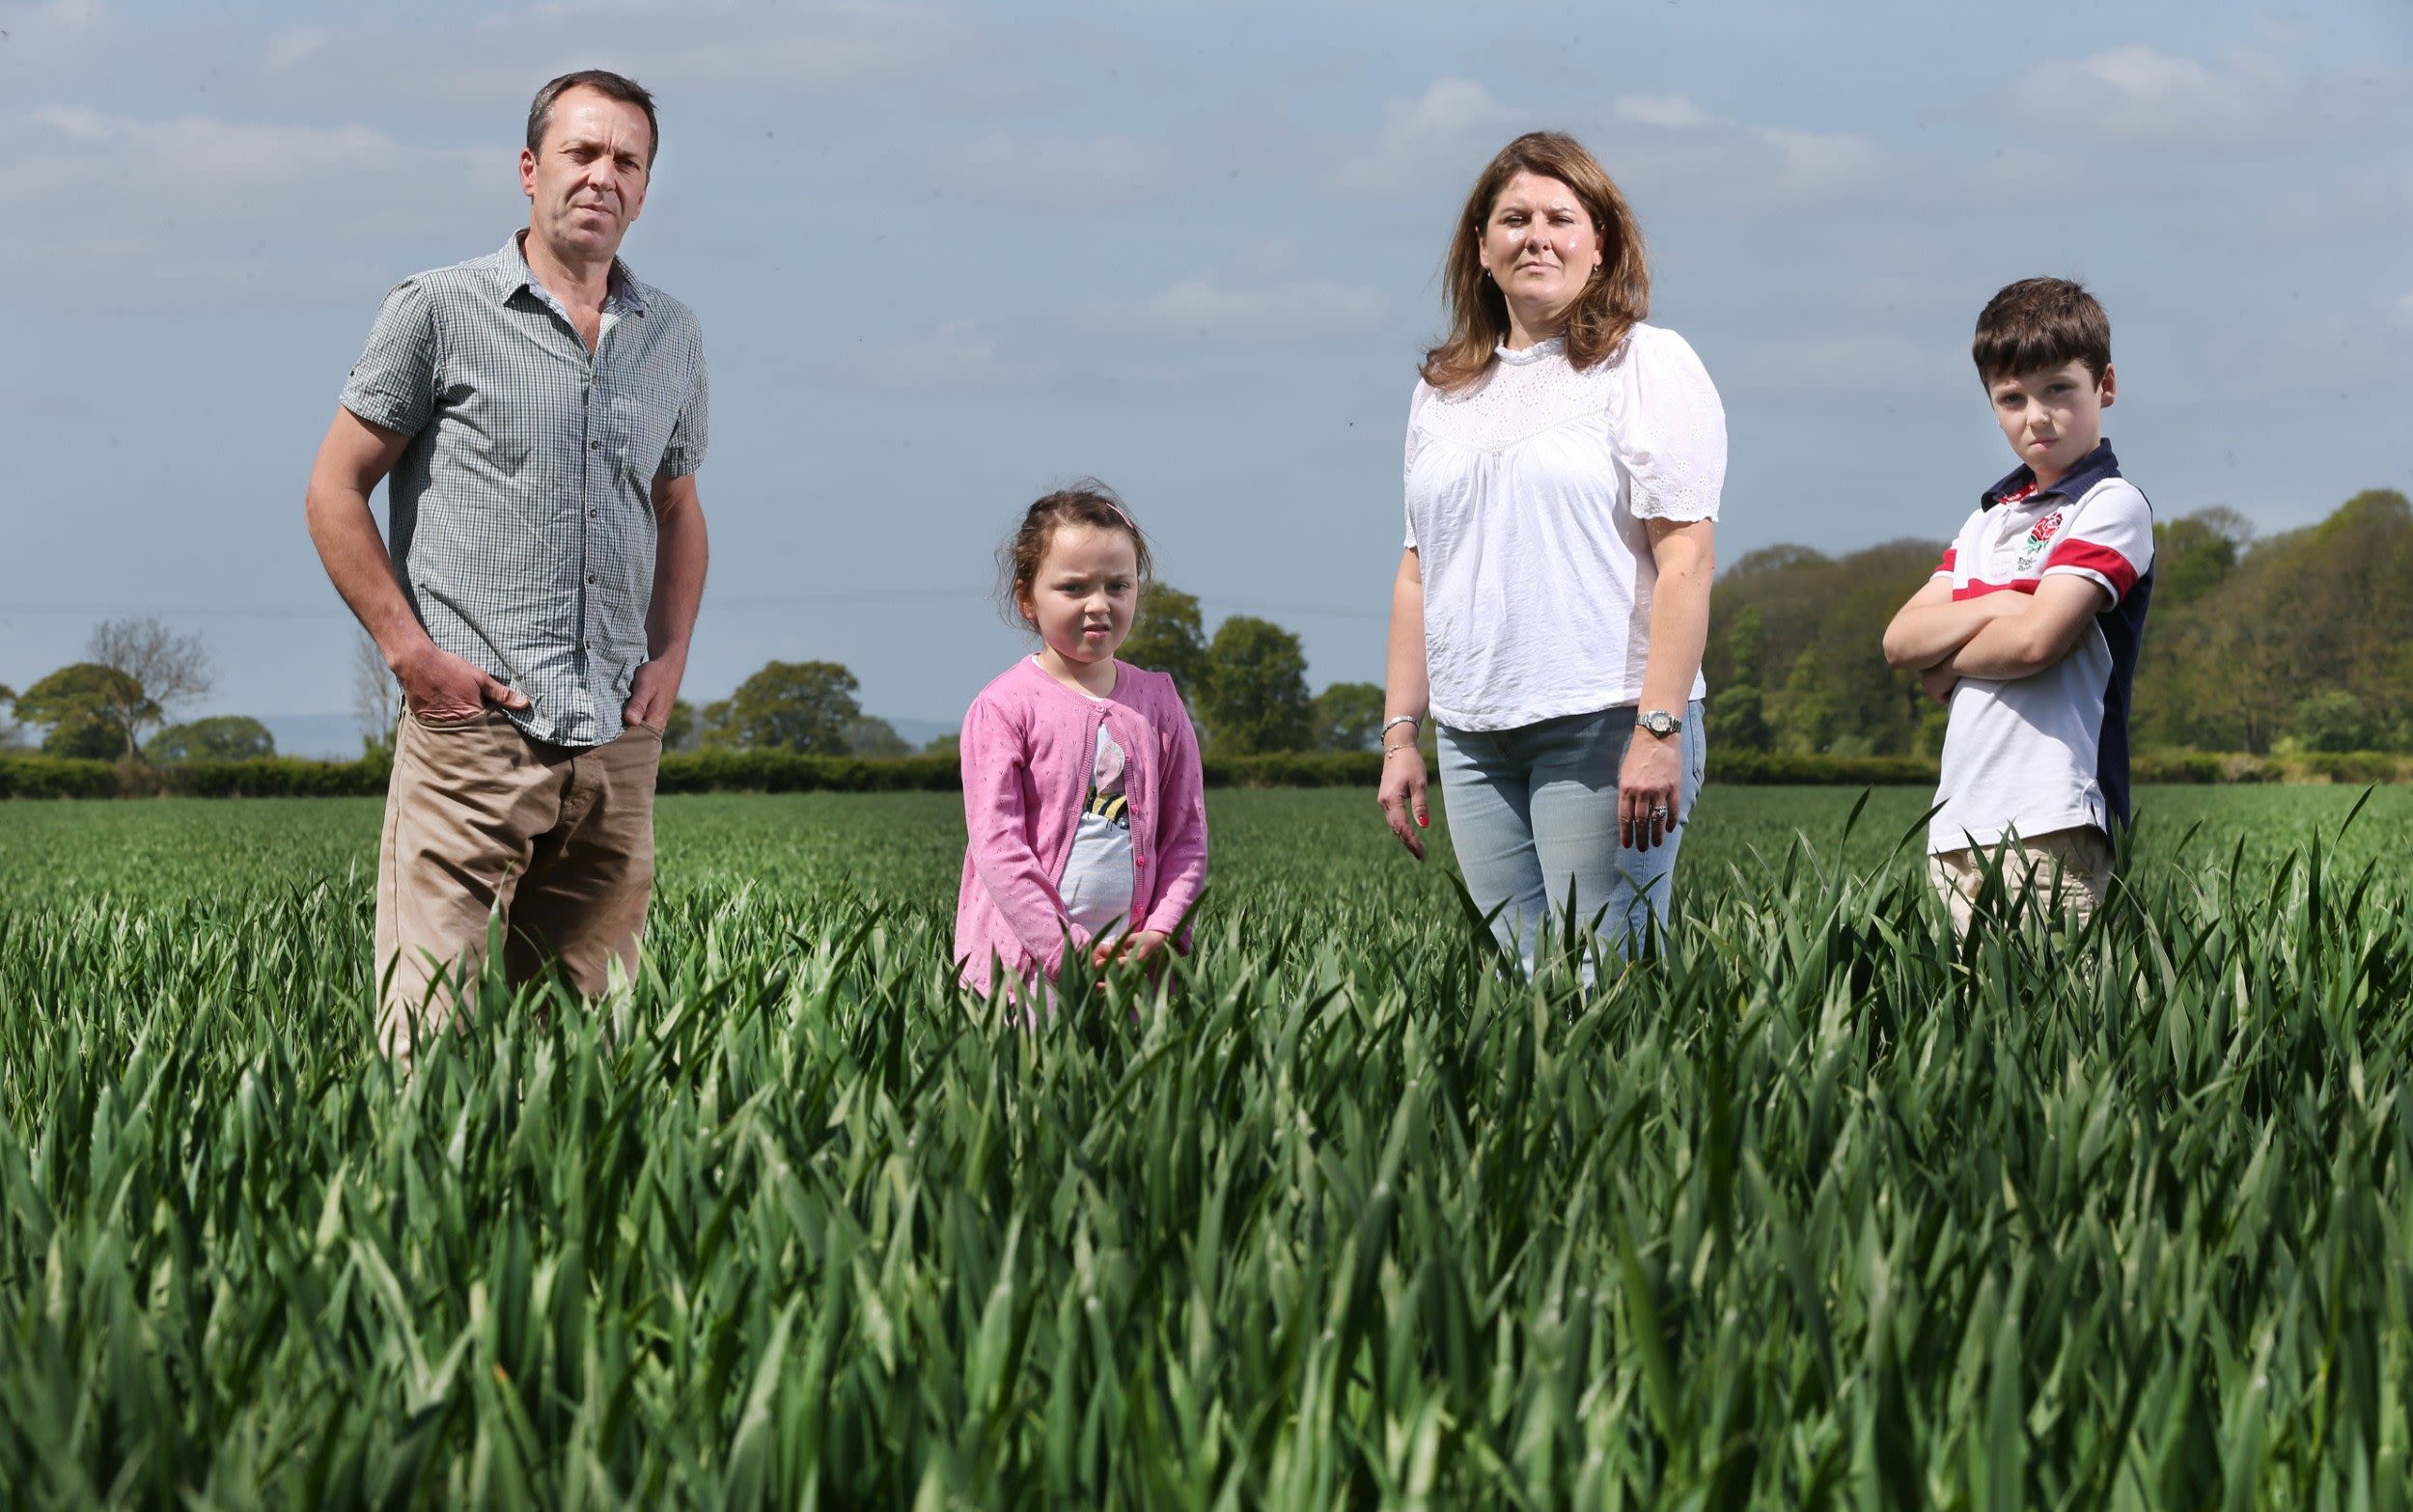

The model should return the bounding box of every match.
[610,374,687,484]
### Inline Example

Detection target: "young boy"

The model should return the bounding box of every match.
[1882,277,2154,930]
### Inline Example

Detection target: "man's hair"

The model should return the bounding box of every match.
[1421,131,1650,393]
[1973,277,2110,386]
[526,69,660,166]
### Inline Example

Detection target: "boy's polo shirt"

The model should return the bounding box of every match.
[1928,440,2155,855]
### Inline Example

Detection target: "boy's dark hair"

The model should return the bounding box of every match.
[998,481,1154,629]
[527,69,660,165]
[1973,277,2110,386]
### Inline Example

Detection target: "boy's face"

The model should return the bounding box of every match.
[1987,358,2116,486]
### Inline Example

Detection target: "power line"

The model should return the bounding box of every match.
[2,589,1387,622]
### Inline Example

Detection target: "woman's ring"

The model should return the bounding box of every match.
[1650,805,1670,820]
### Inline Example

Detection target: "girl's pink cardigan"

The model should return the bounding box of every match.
[954,657,1209,996]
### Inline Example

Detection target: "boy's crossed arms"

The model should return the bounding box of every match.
[1882,573,2110,702]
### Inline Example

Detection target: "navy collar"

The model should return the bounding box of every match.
[1982,438,2120,509]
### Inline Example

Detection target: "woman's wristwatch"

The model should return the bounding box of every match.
[1638,708,1683,738]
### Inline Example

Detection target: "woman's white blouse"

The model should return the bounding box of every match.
[1404,322,1726,731]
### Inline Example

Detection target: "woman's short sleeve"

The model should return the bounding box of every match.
[1614,327,1727,522]
[1402,380,1432,549]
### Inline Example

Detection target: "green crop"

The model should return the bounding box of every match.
[1,786,2409,1506]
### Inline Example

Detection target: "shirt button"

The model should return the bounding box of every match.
[586,573,596,585]
[589,440,601,451]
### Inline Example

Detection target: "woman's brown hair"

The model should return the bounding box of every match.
[996,481,1153,630]
[1420,132,1650,393]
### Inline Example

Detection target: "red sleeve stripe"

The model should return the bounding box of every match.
[2043,538,2140,597]
[1936,547,1957,575]
[1952,578,2039,601]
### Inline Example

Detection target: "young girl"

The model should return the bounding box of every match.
[955,483,1209,1002]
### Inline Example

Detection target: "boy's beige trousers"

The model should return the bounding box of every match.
[1928,824,2114,935]
[374,706,663,1060]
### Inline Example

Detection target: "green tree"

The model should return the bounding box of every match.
[843,715,912,757]
[88,617,213,757]
[1314,681,1387,752]
[0,683,19,752]
[1706,606,1771,752]
[2152,509,2248,610]
[921,732,961,762]
[1768,647,1835,756]
[704,661,862,754]
[16,663,156,759]
[147,716,276,762]
[1121,583,1210,696]
[2283,690,2377,755]
[1201,616,1315,755]
[664,699,697,752]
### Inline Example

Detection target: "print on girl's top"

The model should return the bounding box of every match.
[1085,726,1131,828]
[1058,723,1136,936]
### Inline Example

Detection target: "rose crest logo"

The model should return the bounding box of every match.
[2028,510,2064,546]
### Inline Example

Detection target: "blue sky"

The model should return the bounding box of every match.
[3,0,2408,753]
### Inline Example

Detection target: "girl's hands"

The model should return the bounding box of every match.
[1618,730,1683,852]
[1092,929,1172,971]
[1377,744,1430,860]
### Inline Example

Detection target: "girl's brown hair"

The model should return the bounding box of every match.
[997,481,1154,629]
[1420,131,1650,393]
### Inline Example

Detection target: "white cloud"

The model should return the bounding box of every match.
[1392,78,1512,140]
[0,107,495,289]
[1724,333,1964,397]
[10,0,107,39]
[937,129,1160,208]
[1336,77,1514,193]
[1597,97,1893,210]
[862,320,1009,385]
[2011,44,2400,150]
[1613,95,1715,131]
[1142,272,1383,337]
[263,28,330,70]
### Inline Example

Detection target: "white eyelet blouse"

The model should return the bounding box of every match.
[1403,322,1727,731]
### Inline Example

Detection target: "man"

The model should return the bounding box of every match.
[305,69,708,1059]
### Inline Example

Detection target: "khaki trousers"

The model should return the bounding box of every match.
[1928,824,2115,934]
[374,707,663,1058]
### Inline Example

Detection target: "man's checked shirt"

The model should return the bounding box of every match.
[341,232,707,747]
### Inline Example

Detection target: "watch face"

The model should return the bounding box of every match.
[1642,711,1679,736]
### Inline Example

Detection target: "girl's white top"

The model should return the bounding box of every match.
[1403,322,1726,731]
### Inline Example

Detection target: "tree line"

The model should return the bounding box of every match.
[653,587,1386,758]
[9,487,2405,766]
[0,619,274,763]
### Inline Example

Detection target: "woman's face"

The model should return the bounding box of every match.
[1476,171,1603,328]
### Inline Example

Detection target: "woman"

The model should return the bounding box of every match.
[1377,131,1724,970]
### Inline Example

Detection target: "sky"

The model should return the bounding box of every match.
[3,0,2409,754]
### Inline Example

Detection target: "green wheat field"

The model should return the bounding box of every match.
[3,785,2411,1507]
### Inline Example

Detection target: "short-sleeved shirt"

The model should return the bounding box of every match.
[1928,440,2154,854]
[341,232,707,747]
[1402,324,1727,730]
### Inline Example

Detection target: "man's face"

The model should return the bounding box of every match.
[1988,358,2115,485]
[519,87,653,263]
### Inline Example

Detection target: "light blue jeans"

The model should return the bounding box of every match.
[1436,701,1706,972]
